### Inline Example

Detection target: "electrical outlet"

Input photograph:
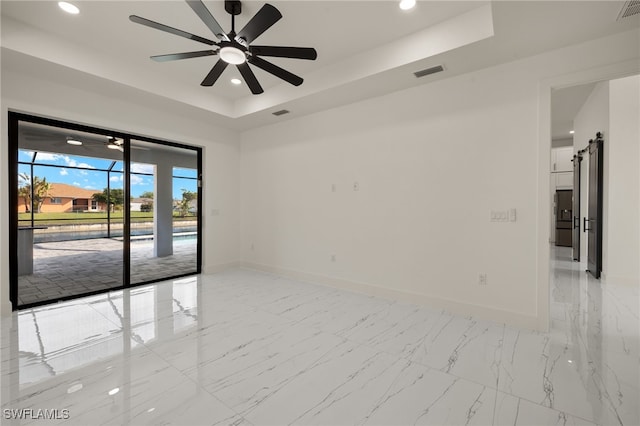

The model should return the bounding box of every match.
[353,182,359,191]
[479,273,487,285]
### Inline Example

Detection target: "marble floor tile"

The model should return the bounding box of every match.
[242,339,497,426]
[494,391,597,425]
[410,314,504,389]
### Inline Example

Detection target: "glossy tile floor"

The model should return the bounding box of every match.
[0,247,637,425]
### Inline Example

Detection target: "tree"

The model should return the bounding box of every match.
[139,191,154,199]
[18,173,52,213]
[93,188,125,212]
[18,173,31,213]
[178,189,197,217]
[33,177,52,213]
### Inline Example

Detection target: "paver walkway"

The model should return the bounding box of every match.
[18,237,197,306]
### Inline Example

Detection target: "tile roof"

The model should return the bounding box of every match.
[48,183,101,199]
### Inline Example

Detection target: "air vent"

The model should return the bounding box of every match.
[272,109,290,116]
[618,0,640,20]
[414,65,445,78]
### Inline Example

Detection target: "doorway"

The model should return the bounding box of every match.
[9,112,202,310]
[544,69,640,330]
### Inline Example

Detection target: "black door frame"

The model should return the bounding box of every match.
[571,153,582,261]
[8,111,203,310]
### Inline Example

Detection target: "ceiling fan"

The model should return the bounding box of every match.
[129,0,318,94]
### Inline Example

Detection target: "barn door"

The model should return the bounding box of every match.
[585,133,604,278]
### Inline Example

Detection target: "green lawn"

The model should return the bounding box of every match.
[18,211,196,225]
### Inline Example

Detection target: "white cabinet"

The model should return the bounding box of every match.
[552,147,573,172]
[555,172,573,189]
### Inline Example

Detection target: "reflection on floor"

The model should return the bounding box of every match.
[1,247,637,425]
[17,238,197,306]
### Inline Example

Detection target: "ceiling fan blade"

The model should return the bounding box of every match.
[250,46,317,60]
[129,15,215,46]
[201,59,229,86]
[248,56,303,86]
[236,4,282,45]
[237,62,264,94]
[185,0,229,41]
[151,50,217,62]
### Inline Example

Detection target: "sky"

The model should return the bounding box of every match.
[18,150,197,199]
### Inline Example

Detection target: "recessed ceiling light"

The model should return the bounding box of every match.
[399,0,416,11]
[231,78,242,85]
[569,130,575,134]
[108,387,120,396]
[58,2,80,14]
[66,139,83,146]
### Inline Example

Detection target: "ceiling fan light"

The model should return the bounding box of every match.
[231,78,242,85]
[66,139,83,146]
[399,0,416,10]
[219,47,246,64]
[107,143,123,152]
[58,2,80,14]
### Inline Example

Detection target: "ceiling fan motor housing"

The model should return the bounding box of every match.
[225,0,241,16]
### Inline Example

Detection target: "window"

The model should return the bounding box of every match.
[50,197,62,204]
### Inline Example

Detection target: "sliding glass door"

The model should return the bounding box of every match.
[9,113,202,310]
[129,139,199,285]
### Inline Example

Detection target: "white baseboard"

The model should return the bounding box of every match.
[238,261,541,331]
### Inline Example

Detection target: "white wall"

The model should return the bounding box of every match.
[240,29,640,330]
[0,68,241,316]
[242,66,538,327]
[607,75,640,285]
[573,82,609,264]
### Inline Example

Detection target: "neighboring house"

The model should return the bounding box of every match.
[18,183,105,213]
[130,197,153,212]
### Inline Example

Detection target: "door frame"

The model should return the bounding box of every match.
[8,111,203,310]
[536,59,639,331]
